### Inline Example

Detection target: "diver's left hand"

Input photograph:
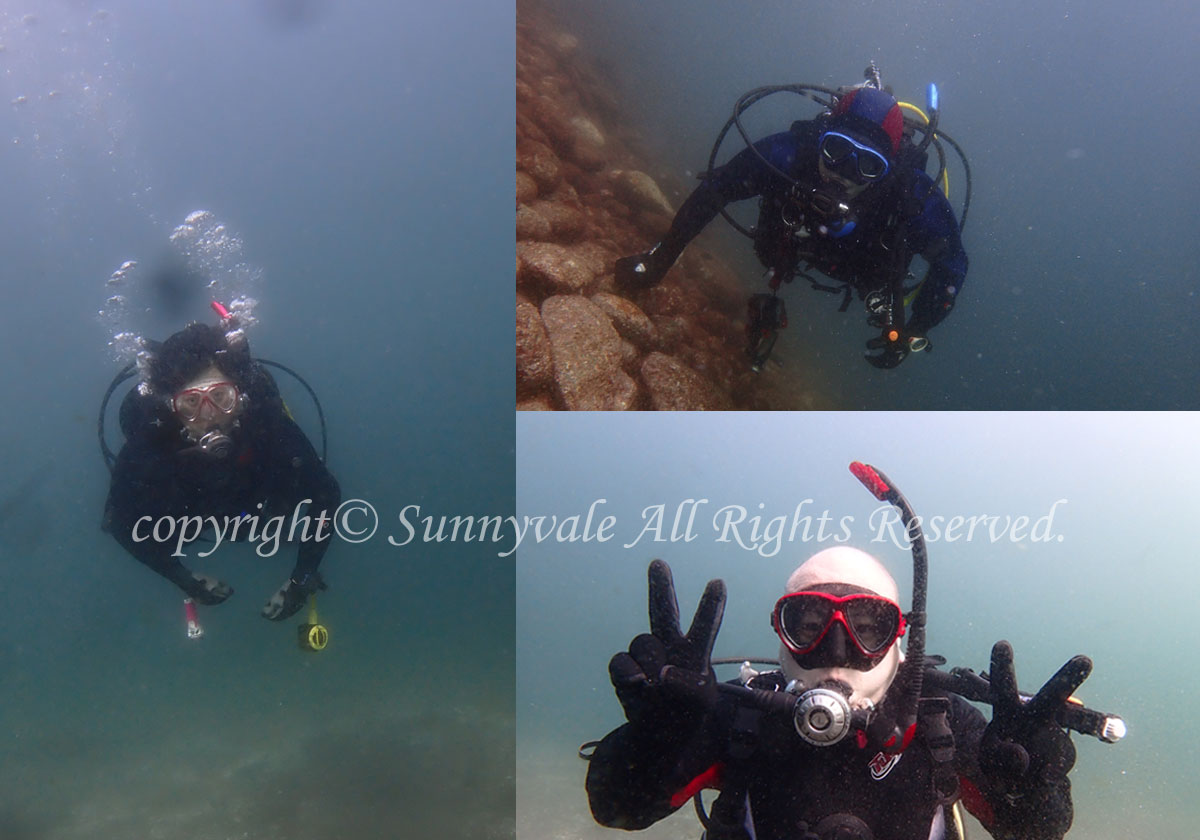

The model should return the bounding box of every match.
[261,573,326,621]
[980,641,1090,794]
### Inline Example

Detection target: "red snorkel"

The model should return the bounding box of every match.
[210,299,232,322]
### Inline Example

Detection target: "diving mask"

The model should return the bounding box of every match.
[773,590,905,661]
[819,131,891,182]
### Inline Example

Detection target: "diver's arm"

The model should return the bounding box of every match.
[586,717,725,830]
[904,175,968,337]
[264,415,341,586]
[103,445,206,594]
[620,131,801,283]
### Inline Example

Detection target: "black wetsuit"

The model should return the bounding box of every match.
[586,672,1072,840]
[655,120,968,337]
[103,364,340,593]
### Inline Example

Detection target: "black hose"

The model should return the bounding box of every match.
[706,84,839,239]
[257,358,328,464]
[935,130,972,230]
[711,657,780,667]
[99,362,137,471]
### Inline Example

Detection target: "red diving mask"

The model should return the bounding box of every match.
[773,591,905,659]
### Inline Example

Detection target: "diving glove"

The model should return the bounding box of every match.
[614,245,668,291]
[261,572,326,621]
[184,573,233,606]
[978,642,1084,838]
[609,560,725,738]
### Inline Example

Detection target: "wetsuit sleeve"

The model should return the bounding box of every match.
[260,414,340,585]
[103,441,199,594]
[904,173,968,336]
[950,694,1074,840]
[650,130,803,271]
[586,718,724,830]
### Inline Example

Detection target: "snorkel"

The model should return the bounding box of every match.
[848,461,928,752]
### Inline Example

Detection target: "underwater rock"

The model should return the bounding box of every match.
[653,314,694,350]
[567,115,607,171]
[517,242,599,297]
[609,169,674,216]
[516,204,553,241]
[695,308,735,341]
[570,115,605,150]
[686,251,745,314]
[640,352,732,411]
[546,29,579,58]
[516,300,554,395]
[516,171,538,205]
[530,95,578,154]
[517,395,558,411]
[541,295,638,410]
[640,281,696,320]
[516,139,562,194]
[515,4,770,410]
[590,292,659,351]
[529,199,586,242]
[617,337,639,369]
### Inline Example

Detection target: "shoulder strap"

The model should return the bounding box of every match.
[919,695,959,805]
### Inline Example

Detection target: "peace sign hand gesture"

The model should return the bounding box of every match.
[980,641,1089,794]
[609,560,726,736]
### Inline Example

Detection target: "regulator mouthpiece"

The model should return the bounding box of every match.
[196,429,234,459]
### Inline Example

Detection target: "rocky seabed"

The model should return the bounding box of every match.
[516,6,780,411]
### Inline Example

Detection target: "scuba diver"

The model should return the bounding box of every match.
[584,464,1123,840]
[101,301,340,623]
[615,66,969,370]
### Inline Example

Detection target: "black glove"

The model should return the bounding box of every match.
[614,246,668,291]
[979,641,1087,836]
[182,572,233,606]
[609,560,725,739]
[261,572,326,621]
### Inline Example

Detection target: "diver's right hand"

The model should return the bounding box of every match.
[184,573,234,606]
[614,247,667,290]
[609,560,726,734]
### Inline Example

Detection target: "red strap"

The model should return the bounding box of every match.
[958,776,995,826]
[669,762,724,810]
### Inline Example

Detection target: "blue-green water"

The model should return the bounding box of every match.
[517,412,1197,838]
[540,0,1199,409]
[0,2,513,837]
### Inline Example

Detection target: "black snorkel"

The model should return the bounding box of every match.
[848,461,928,753]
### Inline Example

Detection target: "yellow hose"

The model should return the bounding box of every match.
[897,101,950,199]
